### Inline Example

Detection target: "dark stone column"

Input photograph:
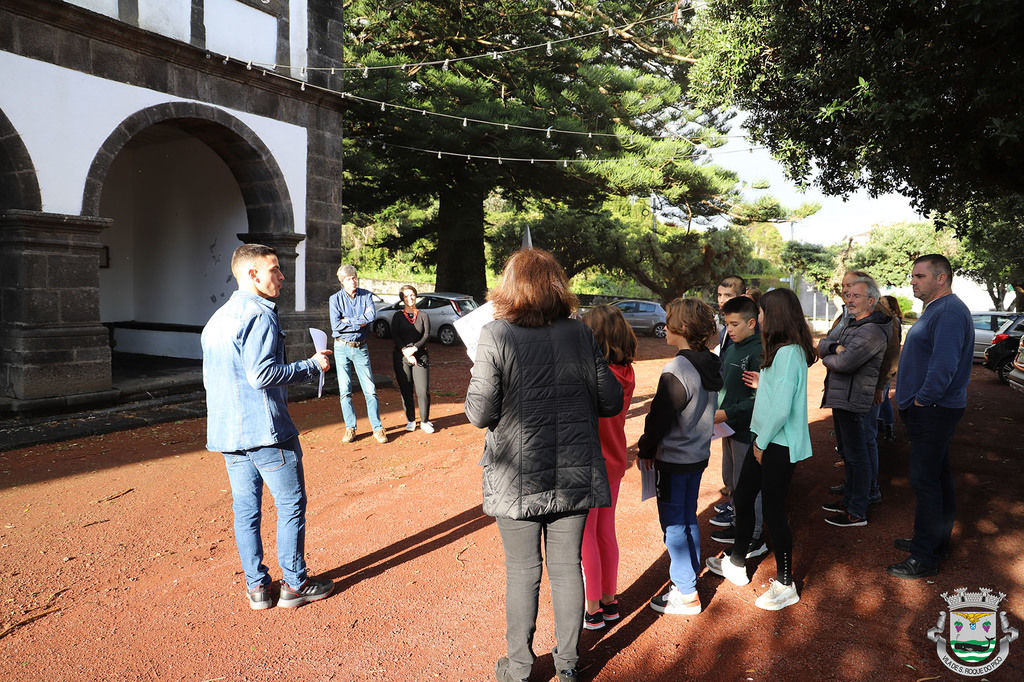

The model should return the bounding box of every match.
[0,210,115,402]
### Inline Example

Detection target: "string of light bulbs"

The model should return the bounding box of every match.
[240,3,700,75]
[341,92,742,143]
[349,136,764,166]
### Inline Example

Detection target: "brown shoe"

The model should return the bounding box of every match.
[373,428,388,444]
[341,427,356,443]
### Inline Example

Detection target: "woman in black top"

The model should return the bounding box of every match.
[391,285,433,433]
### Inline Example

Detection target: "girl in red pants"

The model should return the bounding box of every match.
[580,305,637,629]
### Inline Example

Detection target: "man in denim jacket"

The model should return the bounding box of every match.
[202,244,334,610]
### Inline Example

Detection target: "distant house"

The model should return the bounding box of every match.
[1,0,345,410]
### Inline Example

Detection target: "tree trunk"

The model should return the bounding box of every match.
[986,281,1007,310]
[435,179,489,303]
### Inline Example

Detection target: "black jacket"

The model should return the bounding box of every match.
[465,318,623,519]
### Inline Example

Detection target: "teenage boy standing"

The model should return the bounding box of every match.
[710,296,767,558]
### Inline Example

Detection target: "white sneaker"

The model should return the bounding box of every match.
[421,421,435,434]
[405,421,416,432]
[755,580,800,611]
[649,585,701,615]
[706,555,750,586]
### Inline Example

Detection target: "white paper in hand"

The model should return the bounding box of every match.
[453,301,494,362]
[641,467,657,502]
[308,327,328,398]
[712,422,735,441]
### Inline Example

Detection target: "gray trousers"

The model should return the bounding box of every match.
[723,437,763,536]
[495,511,588,678]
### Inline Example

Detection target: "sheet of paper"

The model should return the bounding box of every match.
[641,467,657,502]
[452,301,494,362]
[712,422,735,441]
[308,327,328,398]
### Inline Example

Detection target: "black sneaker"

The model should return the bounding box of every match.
[600,600,620,622]
[713,501,733,514]
[825,512,867,527]
[278,577,334,608]
[583,609,605,630]
[709,509,734,527]
[710,526,736,544]
[557,668,579,681]
[247,583,272,610]
[821,501,845,514]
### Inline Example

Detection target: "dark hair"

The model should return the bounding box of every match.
[745,287,762,305]
[231,243,276,278]
[582,305,637,365]
[881,295,903,322]
[759,289,816,368]
[721,295,758,321]
[914,253,953,282]
[489,249,577,327]
[665,298,718,352]
[719,275,746,294]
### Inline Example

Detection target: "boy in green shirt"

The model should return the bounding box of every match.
[710,296,766,557]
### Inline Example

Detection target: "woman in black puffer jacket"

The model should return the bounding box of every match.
[465,248,623,682]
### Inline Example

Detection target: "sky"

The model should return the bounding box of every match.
[706,119,925,246]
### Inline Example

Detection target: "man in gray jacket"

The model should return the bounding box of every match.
[818,275,892,527]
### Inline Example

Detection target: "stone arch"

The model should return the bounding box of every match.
[81,102,293,234]
[0,107,42,211]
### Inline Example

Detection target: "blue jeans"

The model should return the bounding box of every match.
[222,436,308,589]
[334,341,382,430]
[879,382,894,426]
[902,405,964,567]
[655,469,703,593]
[496,512,587,679]
[833,409,873,519]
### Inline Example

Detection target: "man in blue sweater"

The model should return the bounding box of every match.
[887,254,973,579]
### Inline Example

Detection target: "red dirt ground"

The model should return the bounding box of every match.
[1,336,1022,681]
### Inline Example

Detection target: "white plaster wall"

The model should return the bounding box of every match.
[0,51,309,311]
[138,0,192,43]
[205,0,278,66]
[290,1,309,79]
[98,136,246,359]
[62,0,118,19]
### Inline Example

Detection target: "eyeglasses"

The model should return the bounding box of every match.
[843,292,869,300]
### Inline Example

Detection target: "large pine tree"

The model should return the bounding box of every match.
[342,0,739,300]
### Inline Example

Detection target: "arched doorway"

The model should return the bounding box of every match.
[83,103,297,362]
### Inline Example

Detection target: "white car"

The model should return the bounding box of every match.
[372,292,479,346]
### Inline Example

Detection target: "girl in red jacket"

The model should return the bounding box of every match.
[580,305,637,630]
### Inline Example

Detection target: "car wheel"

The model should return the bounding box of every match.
[998,358,1013,385]
[372,319,390,339]
[653,322,666,339]
[438,324,459,346]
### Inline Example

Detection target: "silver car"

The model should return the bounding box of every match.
[972,311,1024,360]
[372,292,478,346]
[612,299,667,338]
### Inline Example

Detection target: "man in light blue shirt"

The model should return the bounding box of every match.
[330,264,387,444]
[202,244,334,609]
[887,254,973,580]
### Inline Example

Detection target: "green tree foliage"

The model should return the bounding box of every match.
[690,1,1024,239]
[342,1,742,300]
[780,241,838,294]
[846,222,960,288]
[953,211,1024,311]
[488,196,752,303]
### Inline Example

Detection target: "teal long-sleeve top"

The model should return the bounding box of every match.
[749,344,813,463]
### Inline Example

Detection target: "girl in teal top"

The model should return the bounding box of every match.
[706,288,816,611]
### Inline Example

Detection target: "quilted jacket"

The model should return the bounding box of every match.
[465,318,623,520]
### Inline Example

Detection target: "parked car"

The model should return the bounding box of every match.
[983,315,1024,384]
[971,311,1023,360]
[371,292,478,346]
[612,299,667,338]
[1008,344,1024,396]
